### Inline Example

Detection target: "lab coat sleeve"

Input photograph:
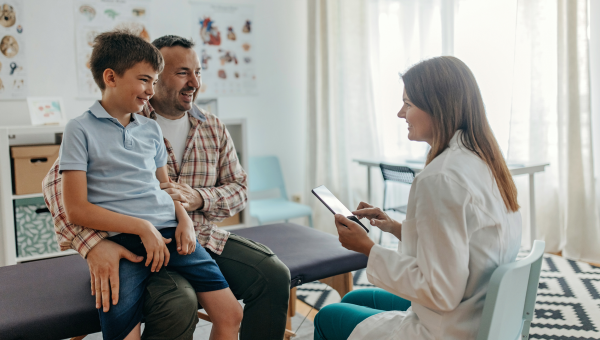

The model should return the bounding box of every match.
[366,173,472,312]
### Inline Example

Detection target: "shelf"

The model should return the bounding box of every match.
[12,193,44,200]
[1,124,65,135]
[16,249,78,263]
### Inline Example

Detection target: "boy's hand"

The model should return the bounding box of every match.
[139,221,172,272]
[175,216,196,255]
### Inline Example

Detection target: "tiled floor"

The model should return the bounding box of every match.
[191,312,314,339]
[71,304,314,340]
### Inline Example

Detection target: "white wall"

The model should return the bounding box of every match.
[0,0,308,201]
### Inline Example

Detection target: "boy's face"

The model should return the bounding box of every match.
[111,62,159,114]
[153,46,201,117]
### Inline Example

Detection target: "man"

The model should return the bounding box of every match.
[42,35,290,340]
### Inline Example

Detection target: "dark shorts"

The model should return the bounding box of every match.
[98,227,229,340]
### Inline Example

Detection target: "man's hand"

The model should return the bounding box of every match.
[335,214,375,256]
[87,239,143,312]
[160,182,204,211]
[353,201,401,235]
[139,221,172,272]
[175,216,197,255]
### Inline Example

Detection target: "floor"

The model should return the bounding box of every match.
[74,300,316,340]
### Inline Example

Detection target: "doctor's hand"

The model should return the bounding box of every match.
[353,202,401,234]
[335,214,375,257]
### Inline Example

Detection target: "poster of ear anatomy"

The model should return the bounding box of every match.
[73,0,151,98]
[191,3,257,97]
[0,0,27,100]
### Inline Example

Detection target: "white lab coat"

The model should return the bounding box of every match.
[348,131,522,340]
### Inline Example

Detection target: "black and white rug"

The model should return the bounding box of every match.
[297,253,600,339]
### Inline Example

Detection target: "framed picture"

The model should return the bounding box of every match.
[27,97,65,126]
[194,98,218,117]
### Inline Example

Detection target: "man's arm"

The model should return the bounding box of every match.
[62,170,171,272]
[42,160,107,258]
[160,118,247,221]
[195,119,247,220]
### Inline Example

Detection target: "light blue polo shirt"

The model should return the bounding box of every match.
[59,101,177,236]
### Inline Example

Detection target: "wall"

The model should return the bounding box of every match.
[0,0,308,204]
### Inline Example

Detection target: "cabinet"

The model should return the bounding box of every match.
[0,118,249,267]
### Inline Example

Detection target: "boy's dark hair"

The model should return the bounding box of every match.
[152,35,195,50]
[90,30,164,91]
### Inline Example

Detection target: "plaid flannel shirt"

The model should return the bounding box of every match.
[42,103,248,258]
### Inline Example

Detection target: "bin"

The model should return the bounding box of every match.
[14,197,58,257]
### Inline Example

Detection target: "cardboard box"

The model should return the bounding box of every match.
[215,212,241,227]
[11,145,60,195]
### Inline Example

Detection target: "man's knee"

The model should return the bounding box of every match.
[262,255,291,297]
[142,270,198,340]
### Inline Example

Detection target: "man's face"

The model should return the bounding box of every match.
[153,46,201,116]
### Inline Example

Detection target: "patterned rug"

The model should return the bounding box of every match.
[297,253,600,339]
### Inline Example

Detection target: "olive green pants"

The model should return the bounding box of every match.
[140,234,291,340]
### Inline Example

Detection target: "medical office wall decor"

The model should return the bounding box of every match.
[190,2,257,97]
[0,0,28,100]
[73,0,152,98]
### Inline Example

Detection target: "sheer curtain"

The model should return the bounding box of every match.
[308,0,600,262]
[368,0,446,162]
[306,0,380,234]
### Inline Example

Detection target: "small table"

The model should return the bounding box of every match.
[354,158,549,248]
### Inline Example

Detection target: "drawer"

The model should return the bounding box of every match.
[14,197,58,257]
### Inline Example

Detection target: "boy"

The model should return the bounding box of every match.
[60,31,242,340]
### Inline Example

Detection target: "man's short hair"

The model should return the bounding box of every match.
[152,35,195,50]
[90,30,164,91]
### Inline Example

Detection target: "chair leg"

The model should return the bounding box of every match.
[308,214,313,228]
[285,287,297,339]
[197,310,212,322]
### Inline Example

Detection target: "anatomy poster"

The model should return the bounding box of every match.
[73,0,151,98]
[191,3,257,97]
[0,0,27,100]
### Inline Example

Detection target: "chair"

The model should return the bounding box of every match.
[477,240,546,340]
[249,156,313,227]
[379,163,415,215]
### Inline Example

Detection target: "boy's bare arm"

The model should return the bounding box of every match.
[62,170,171,272]
[155,166,196,255]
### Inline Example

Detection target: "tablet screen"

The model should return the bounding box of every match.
[312,185,354,216]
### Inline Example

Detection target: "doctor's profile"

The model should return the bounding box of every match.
[313,56,522,340]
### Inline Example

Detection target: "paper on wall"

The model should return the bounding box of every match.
[0,0,27,100]
[190,3,257,97]
[73,0,152,99]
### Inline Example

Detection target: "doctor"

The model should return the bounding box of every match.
[313,56,522,340]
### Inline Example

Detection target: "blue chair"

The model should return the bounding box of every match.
[249,156,313,227]
[477,240,546,340]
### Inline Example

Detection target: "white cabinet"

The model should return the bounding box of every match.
[0,119,249,267]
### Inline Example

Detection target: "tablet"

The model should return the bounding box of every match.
[311,185,369,233]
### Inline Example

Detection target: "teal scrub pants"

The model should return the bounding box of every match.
[313,288,411,340]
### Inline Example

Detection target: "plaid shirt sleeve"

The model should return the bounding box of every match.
[196,118,248,220]
[183,112,248,255]
[42,159,108,258]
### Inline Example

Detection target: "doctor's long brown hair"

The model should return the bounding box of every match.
[402,56,519,212]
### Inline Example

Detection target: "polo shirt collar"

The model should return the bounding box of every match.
[89,100,146,126]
